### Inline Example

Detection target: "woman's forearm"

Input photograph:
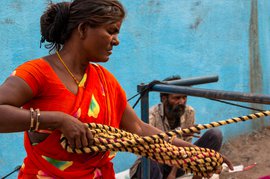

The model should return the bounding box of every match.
[140,122,194,147]
[0,105,63,133]
[121,104,194,148]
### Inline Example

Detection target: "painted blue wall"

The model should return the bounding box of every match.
[0,0,269,177]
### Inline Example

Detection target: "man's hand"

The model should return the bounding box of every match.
[222,154,234,171]
[200,154,233,178]
[167,173,176,179]
[167,166,178,179]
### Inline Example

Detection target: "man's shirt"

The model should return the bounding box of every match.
[149,103,195,142]
[129,103,196,178]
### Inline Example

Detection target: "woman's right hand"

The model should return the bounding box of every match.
[58,112,93,149]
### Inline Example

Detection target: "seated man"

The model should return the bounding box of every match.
[130,75,223,179]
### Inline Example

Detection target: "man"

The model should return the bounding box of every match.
[130,75,223,179]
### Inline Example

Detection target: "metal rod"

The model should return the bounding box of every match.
[140,90,150,179]
[152,84,270,104]
[164,75,219,86]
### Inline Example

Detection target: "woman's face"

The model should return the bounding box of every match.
[82,21,122,62]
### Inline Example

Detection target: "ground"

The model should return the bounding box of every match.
[219,127,270,179]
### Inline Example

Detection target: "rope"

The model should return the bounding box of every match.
[171,110,270,136]
[128,80,163,108]
[1,165,21,179]
[208,98,265,112]
[60,110,270,177]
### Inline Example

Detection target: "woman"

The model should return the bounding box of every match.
[0,0,232,178]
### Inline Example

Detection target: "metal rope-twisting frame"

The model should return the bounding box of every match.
[137,75,270,178]
[59,75,270,178]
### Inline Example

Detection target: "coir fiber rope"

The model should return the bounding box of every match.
[60,110,270,176]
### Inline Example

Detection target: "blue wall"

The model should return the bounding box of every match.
[0,0,269,177]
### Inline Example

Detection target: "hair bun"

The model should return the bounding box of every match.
[40,2,70,44]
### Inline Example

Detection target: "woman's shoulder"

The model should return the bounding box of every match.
[18,58,50,68]
[13,58,56,83]
[90,63,116,81]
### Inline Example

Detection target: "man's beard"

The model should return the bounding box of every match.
[166,103,185,119]
[165,101,186,129]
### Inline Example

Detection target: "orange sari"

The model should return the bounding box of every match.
[13,59,127,178]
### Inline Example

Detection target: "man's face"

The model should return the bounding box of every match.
[163,94,187,119]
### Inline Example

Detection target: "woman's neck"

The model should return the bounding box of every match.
[59,47,89,75]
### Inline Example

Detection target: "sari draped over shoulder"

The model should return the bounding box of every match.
[13,59,127,179]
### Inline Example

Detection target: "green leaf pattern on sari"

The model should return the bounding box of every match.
[42,155,73,171]
[88,94,100,118]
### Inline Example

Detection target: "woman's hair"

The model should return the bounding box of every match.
[40,0,126,52]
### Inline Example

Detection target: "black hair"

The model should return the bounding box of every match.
[40,0,126,52]
[160,75,181,102]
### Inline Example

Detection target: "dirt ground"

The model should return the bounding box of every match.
[219,127,270,179]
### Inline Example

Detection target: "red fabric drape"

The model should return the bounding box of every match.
[13,59,126,178]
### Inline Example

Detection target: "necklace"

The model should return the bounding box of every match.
[56,51,80,85]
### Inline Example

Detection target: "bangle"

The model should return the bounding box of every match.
[34,109,41,131]
[29,108,35,131]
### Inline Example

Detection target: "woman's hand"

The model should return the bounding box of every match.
[58,112,93,149]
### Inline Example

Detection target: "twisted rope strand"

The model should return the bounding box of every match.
[173,110,270,137]
[60,110,270,176]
